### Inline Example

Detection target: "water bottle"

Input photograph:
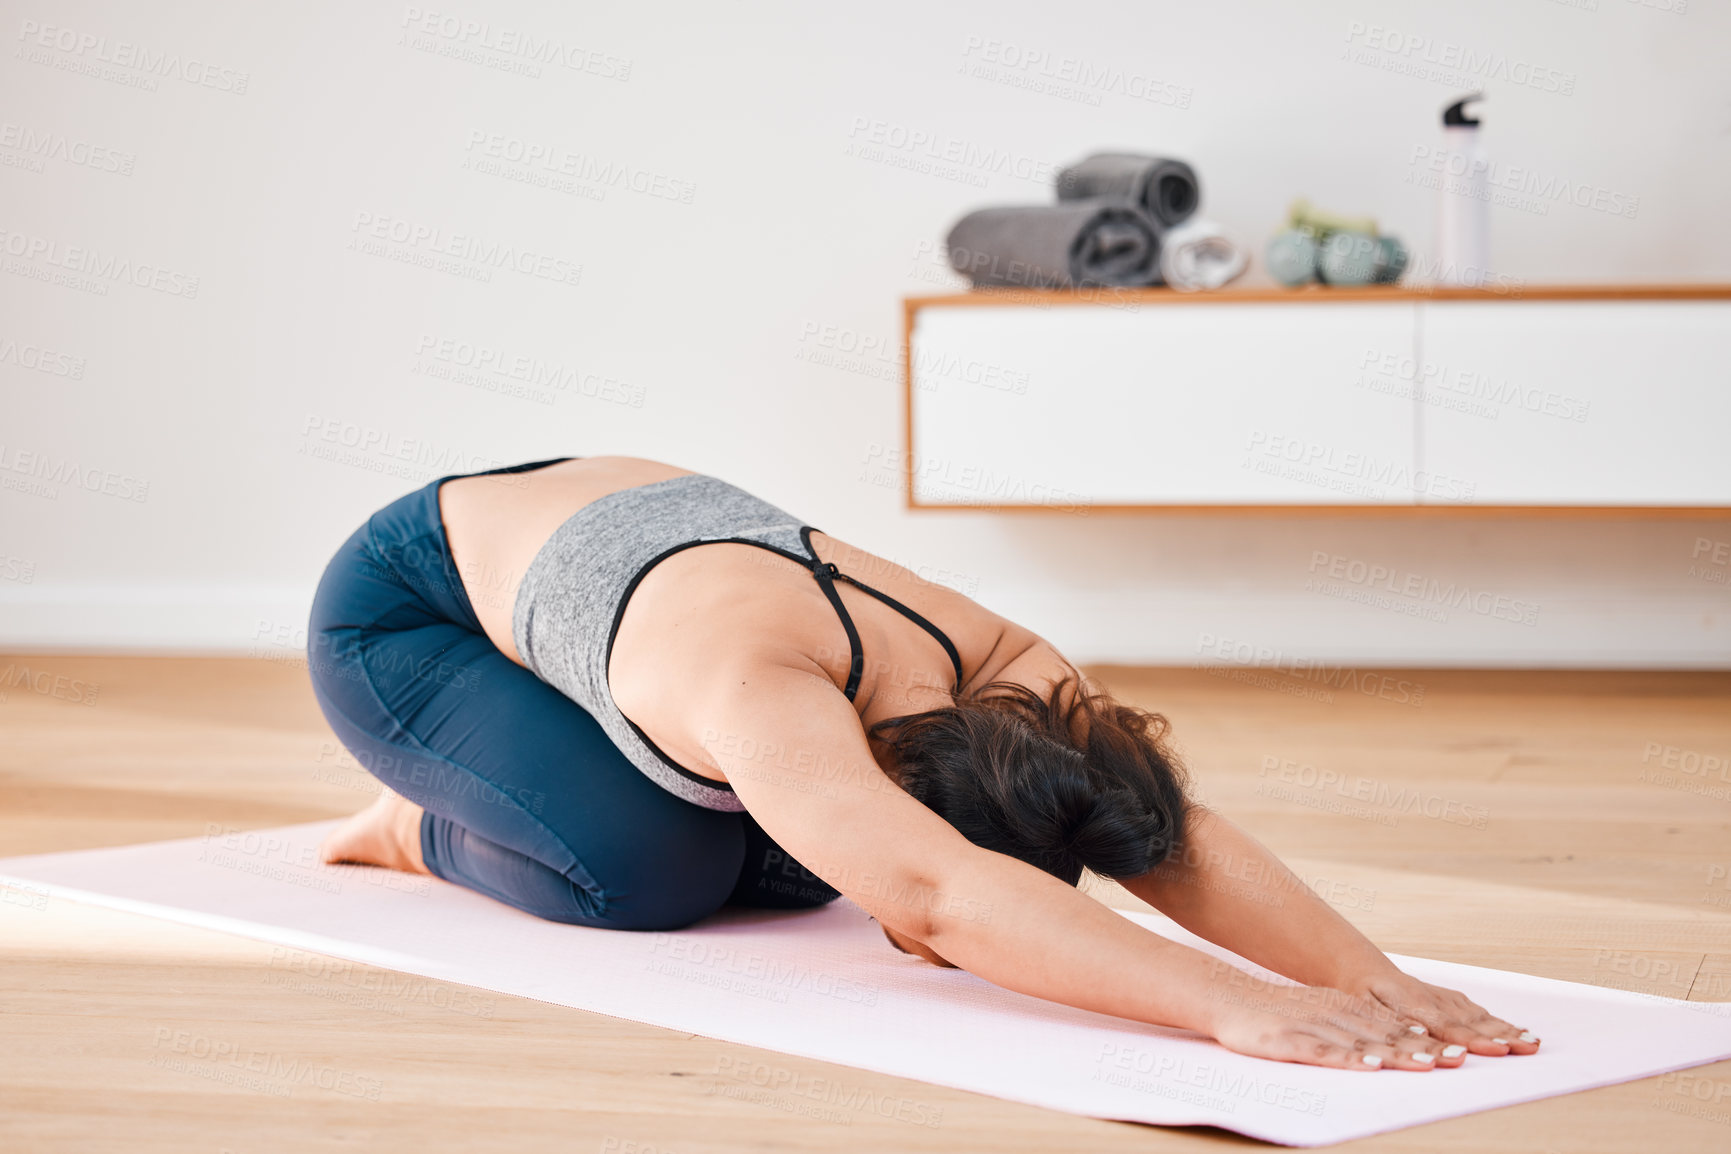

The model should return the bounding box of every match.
[1434,94,1489,286]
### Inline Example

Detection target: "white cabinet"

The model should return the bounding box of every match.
[1417,302,1731,506]
[912,303,1416,506]
[905,289,1731,511]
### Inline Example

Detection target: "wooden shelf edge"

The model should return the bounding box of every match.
[905,284,1731,309]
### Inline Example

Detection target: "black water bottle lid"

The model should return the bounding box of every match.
[1443,94,1483,126]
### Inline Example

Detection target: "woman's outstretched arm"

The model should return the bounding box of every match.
[1121,809,1540,1058]
[681,658,1450,1071]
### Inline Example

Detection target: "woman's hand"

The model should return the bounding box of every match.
[1207,972,1455,1071]
[1353,969,1541,1058]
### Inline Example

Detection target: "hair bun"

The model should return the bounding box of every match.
[870,675,1190,887]
[1016,769,1176,883]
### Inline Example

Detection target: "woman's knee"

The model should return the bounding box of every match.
[726,814,843,910]
[585,814,747,931]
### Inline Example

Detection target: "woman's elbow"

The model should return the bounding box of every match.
[879,921,959,968]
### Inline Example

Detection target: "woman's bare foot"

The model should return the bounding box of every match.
[319,788,430,875]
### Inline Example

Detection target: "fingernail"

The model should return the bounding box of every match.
[1519,1031,1538,1043]
[1413,1051,1435,1064]
[1492,1038,1509,1047]
[1363,1054,1383,1068]
[1443,1044,1467,1059]
[1408,1024,1427,1035]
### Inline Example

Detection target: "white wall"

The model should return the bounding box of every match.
[2,0,1727,666]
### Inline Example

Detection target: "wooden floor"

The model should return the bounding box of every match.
[2,655,1729,1153]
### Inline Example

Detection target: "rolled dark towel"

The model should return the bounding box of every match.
[945,201,1162,289]
[1056,153,1201,228]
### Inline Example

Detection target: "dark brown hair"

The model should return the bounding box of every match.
[868,677,1190,886]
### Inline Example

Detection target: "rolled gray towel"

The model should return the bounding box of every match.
[1056,153,1200,228]
[945,201,1162,289]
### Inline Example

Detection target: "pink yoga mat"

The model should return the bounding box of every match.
[3,820,1728,1145]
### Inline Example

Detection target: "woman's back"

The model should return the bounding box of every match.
[438,456,1061,794]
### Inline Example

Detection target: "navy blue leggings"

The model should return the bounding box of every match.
[306,460,840,931]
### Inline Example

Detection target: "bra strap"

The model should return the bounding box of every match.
[798,527,965,698]
[805,557,866,700]
[831,574,966,692]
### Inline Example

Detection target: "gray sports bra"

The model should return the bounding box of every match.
[511,472,964,811]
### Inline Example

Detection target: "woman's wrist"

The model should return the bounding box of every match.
[1319,945,1404,996]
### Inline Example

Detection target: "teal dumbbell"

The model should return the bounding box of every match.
[1317,231,1408,286]
[1265,229,1319,287]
